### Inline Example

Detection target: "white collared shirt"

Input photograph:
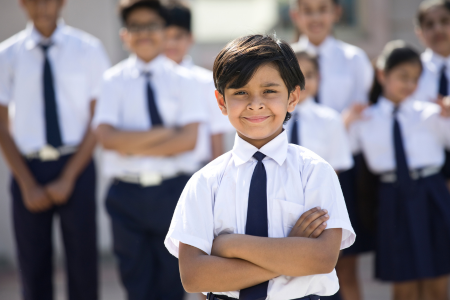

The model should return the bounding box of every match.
[348,97,450,174]
[414,48,450,102]
[165,131,355,299]
[0,21,110,154]
[179,56,234,165]
[293,36,373,113]
[92,54,208,177]
[285,97,353,171]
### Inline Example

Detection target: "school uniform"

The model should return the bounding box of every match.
[179,55,234,164]
[293,36,373,113]
[165,130,355,299]
[349,96,450,281]
[0,21,110,300]
[93,54,207,300]
[414,48,450,178]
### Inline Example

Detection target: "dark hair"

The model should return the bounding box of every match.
[213,34,305,123]
[292,48,320,73]
[166,1,191,32]
[369,40,423,104]
[290,0,339,10]
[119,0,169,25]
[416,0,450,27]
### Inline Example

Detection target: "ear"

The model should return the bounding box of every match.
[333,4,343,23]
[119,27,127,42]
[287,86,301,113]
[215,90,228,116]
[18,0,26,9]
[289,9,299,24]
[377,69,386,86]
[415,26,426,46]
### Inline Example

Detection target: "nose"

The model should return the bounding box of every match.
[247,95,265,110]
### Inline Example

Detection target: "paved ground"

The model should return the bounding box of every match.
[0,253,392,300]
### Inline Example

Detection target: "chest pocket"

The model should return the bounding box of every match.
[272,199,305,238]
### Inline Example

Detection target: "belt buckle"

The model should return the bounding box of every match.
[139,173,163,187]
[39,145,60,161]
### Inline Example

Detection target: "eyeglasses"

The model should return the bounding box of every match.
[126,23,164,34]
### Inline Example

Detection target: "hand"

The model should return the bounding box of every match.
[438,96,450,118]
[288,207,330,238]
[22,184,53,213]
[45,175,75,205]
[211,234,238,258]
[342,103,367,129]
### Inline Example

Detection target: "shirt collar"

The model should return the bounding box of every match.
[423,48,450,68]
[180,55,194,69]
[297,35,336,58]
[127,54,167,78]
[25,19,65,50]
[232,130,288,167]
[378,96,414,115]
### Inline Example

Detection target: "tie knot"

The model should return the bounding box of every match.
[40,43,52,53]
[142,71,151,79]
[393,105,400,116]
[253,151,266,162]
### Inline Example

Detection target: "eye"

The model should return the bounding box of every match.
[234,91,247,95]
[264,89,277,94]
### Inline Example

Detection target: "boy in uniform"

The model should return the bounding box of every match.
[0,0,110,299]
[165,34,355,300]
[164,0,234,163]
[93,0,207,299]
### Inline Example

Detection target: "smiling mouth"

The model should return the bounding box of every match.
[243,116,270,123]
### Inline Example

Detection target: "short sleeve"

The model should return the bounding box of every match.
[92,72,122,128]
[164,172,215,257]
[0,47,13,106]
[87,42,110,100]
[302,159,356,249]
[176,75,208,127]
[350,51,373,104]
[325,117,354,171]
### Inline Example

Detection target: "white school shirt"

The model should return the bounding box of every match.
[348,97,450,174]
[293,36,373,113]
[0,21,110,154]
[165,130,355,299]
[92,54,207,177]
[285,97,353,171]
[414,48,450,102]
[178,56,234,166]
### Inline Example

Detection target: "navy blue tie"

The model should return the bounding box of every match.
[143,72,163,126]
[290,114,300,145]
[439,65,448,97]
[239,152,269,300]
[393,107,411,187]
[41,44,63,148]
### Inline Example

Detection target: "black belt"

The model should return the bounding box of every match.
[207,293,320,300]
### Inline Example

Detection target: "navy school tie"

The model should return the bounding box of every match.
[290,113,300,145]
[439,65,448,97]
[393,107,411,187]
[40,44,63,148]
[239,151,269,300]
[143,72,163,126]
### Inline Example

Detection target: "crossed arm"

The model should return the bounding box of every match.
[178,208,342,293]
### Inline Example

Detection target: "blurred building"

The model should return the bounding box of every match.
[0,0,424,265]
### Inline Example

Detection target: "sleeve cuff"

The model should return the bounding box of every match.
[165,228,212,258]
[325,219,356,250]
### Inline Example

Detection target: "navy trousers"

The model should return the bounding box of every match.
[11,155,98,300]
[106,175,190,300]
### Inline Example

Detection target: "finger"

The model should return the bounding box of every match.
[309,222,328,238]
[298,209,328,231]
[293,207,322,229]
[302,213,329,236]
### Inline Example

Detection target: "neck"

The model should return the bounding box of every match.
[34,23,57,38]
[435,49,450,58]
[237,127,283,149]
[383,93,404,106]
[137,53,159,63]
[308,36,328,47]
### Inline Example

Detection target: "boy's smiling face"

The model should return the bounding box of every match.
[417,5,450,57]
[216,63,301,148]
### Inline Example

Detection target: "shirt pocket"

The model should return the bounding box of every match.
[272,199,305,238]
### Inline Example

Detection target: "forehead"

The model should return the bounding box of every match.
[165,26,190,35]
[127,7,163,24]
[297,0,335,8]
[235,63,285,88]
[422,5,450,23]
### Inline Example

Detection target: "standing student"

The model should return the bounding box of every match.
[93,1,206,299]
[165,34,355,300]
[414,0,450,182]
[346,40,450,300]
[290,2,373,299]
[164,0,234,163]
[0,0,110,299]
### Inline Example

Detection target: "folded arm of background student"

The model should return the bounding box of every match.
[166,160,354,293]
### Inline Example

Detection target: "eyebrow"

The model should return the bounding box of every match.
[261,82,281,87]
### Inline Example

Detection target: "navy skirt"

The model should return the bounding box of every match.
[375,174,450,282]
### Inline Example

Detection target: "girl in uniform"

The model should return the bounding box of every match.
[346,40,450,300]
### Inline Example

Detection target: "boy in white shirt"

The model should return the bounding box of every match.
[165,34,355,300]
